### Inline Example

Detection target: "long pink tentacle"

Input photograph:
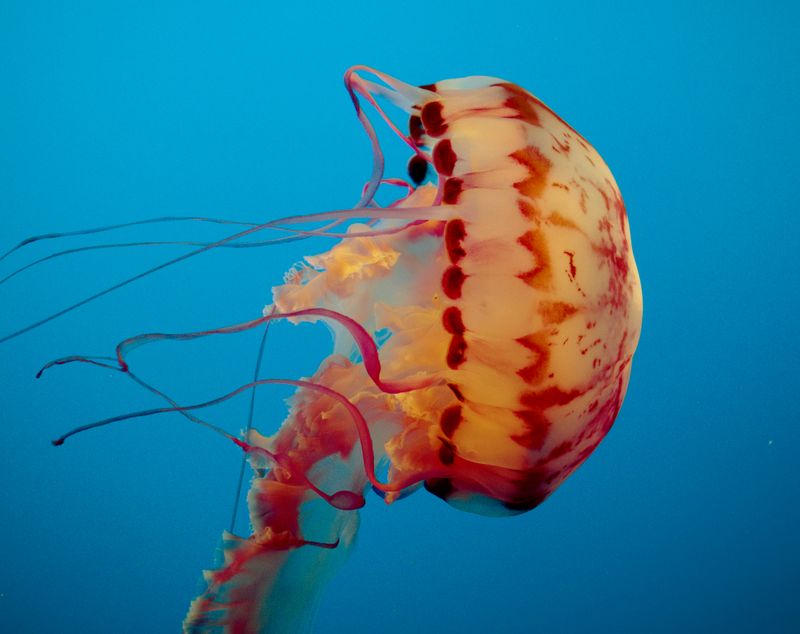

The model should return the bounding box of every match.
[45,369,500,503]
[114,307,441,394]
[43,363,366,511]
[0,215,261,263]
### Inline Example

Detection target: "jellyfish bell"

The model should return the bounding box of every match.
[2,66,642,633]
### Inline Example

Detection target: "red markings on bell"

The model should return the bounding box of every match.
[438,439,456,465]
[442,178,463,204]
[580,338,603,356]
[546,440,573,460]
[552,137,571,154]
[518,266,547,290]
[520,386,581,410]
[442,306,465,334]
[444,219,467,263]
[516,230,551,288]
[538,301,577,325]
[517,200,539,220]
[516,360,548,385]
[421,101,448,137]
[516,331,549,353]
[511,409,551,450]
[547,212,579,229]
[433,139,457,176]
[515,335,550,384]
[409,115,424,144]
[447,335,467,369]
[495,82,541,126]
[517,230,538,252]
[439,405,463,438]
[564,250,577,279]
[447,382,465,402]
[441,265,466,299]
[511,146,553,200]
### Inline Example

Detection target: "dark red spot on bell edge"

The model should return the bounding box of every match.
[424,478,454,500]
[442,178,464,204]
[409,115,424,144]
[447,335,467,369]
[442,306,465,334]
[438,438,456,465]
[421,101,447,137]
[407,155,428,185]
[502,492,547,513]
[445,218,467,263]
[433,139,457,176]
[440,405,463,438]
[447,382,465,402]
[442,265,466,299]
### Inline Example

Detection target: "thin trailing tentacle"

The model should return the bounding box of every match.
[44,372,387,492]
[0,205,454,345]
[0,215,262,263]
[1,70,443,344]
[1,238,294,287]
[229,311,272,534]
[37,354,229,434]
[45,366,495,503]
[0,219,423,288]
[42,358,365,511]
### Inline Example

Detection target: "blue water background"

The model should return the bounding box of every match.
[1,2,797,632]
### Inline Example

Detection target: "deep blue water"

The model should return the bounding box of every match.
[1,2,797,633]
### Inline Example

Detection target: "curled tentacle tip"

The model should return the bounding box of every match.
[51,438,64,446]
[231,437,250,452]
[35,369,44,379]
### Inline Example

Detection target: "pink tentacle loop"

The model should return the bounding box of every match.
[114,306,440,394]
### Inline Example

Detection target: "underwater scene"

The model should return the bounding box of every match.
[1,2,797,633]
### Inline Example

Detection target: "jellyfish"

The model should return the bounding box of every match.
[2,66,643,633]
